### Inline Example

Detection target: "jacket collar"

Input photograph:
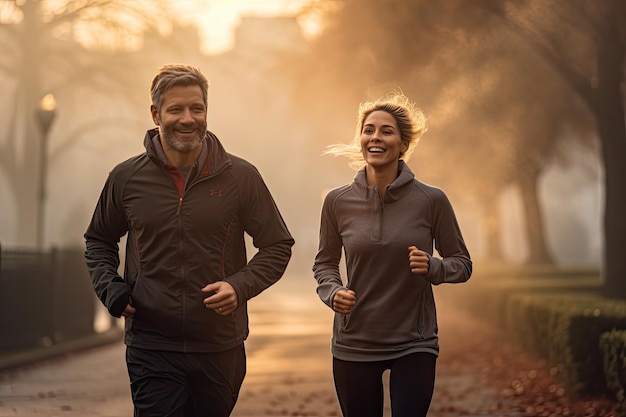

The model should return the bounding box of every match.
[353,160,415,201]
[143,128,232,178]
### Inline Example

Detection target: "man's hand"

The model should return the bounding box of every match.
[202,281,238,315]
[333,289,356,314]
[408,246,430,275]
[121,303,136,318]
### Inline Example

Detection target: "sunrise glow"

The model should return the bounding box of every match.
[171,0,316,54]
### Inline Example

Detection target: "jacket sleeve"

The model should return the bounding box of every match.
[84,171,132,318]
[423,189,472,285]
[226,165,294,302]
[312,190,345,309]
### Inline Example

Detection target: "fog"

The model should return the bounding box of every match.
[0,3,604,278]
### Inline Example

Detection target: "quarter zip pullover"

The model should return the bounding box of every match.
[313,161,471,361]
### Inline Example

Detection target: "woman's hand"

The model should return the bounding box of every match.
[408,246,430,275]
[333,289,356,314]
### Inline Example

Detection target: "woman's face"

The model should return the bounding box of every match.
[360,110,407,170]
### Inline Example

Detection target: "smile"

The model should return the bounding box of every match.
[368,147,386,153]
[177,129,196,135]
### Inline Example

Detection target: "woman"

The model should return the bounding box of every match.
[313,91,472,417]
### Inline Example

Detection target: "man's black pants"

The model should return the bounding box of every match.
[126,344,246,417]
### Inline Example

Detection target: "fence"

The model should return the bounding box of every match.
[0,246,97,354]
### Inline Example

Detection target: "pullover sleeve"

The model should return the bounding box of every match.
[84,170,132,318]
[225,164,294,302]
[312,190,345,308]
[423,189,472,285]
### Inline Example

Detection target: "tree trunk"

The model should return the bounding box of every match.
[485,196,505,261]
[594,3,626,299]
[8,1,46,247]
[518,167,553,264]
[596,91,626,299]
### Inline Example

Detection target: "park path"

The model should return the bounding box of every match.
[0,276,615,416]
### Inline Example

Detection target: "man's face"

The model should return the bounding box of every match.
[151,84,207,154]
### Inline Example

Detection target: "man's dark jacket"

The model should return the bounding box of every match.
[85,128,294,353]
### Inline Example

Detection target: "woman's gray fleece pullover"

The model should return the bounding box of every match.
[313,161,472,361]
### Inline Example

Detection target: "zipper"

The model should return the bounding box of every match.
[168,166,188,350]
[176,174,213,352]
[176,192,187,351]
[372,186,384,241]
[176,197,183,216]
[171,164,227,351]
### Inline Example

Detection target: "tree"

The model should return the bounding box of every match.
[495,0,626,295]
[301,0,596,265]
[0,0,172,247]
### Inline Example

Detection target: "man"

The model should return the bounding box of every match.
[84,64,294,416]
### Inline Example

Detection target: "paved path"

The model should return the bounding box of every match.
[0,279,526,417]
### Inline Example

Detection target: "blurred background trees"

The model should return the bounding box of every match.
[0,0,622,296]
[0,0,173,247]
[300,0,623,296]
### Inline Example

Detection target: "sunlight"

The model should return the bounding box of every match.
[170,0,316,54]
[1,0,319,53]
[0,1,23,24]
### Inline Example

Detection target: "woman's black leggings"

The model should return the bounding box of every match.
[333,352,437,417]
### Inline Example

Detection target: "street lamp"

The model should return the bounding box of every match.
[36,93,57,248]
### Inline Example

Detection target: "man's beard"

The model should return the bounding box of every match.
[161,126,204,153]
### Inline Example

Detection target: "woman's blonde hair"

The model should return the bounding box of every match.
[324,90,428,170]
